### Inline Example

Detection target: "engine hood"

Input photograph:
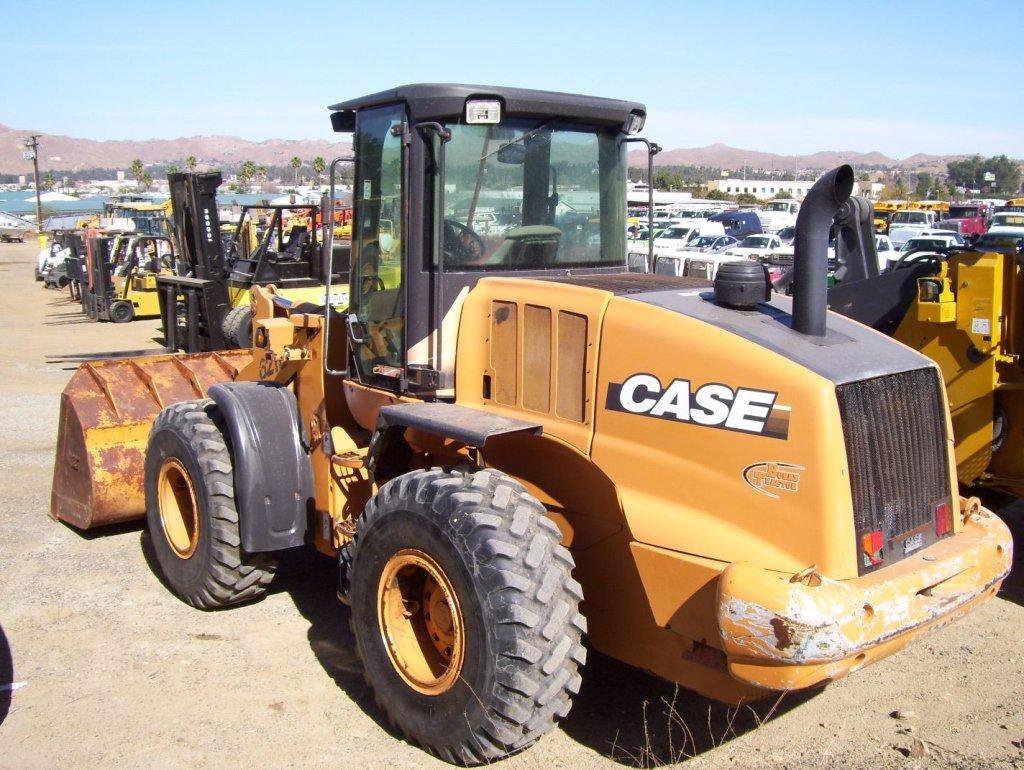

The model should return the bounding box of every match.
[547,273,934,386]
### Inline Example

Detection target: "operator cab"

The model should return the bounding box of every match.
[326,83,646,395]
[227,205,326,288]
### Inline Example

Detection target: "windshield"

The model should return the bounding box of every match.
[767,201,792,212]
[976,234,1024,250]
[892,211,928,224]
[441,120,625,269]
[691,236,719,248]
[658,228,692,240]
[948,206,979,219]
[992,214,1024,228]
[738,235,772,248]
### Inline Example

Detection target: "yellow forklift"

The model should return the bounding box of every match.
[157,172,349,351]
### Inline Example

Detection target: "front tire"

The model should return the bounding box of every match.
[343,468,586,765]
[144,399,277,608]
[109,300,135,323]
[222,304,253,349]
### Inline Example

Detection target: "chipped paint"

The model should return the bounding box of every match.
[717,509,1012,687]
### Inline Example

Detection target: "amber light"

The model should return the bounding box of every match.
[861,530,884,566]
[935,502,953,536]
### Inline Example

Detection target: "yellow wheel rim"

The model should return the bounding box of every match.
[157,457,200,559]
[377,549,465,696]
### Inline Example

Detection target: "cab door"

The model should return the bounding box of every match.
[347,104,406,389]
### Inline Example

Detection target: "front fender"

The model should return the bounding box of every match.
[209,381,314,553]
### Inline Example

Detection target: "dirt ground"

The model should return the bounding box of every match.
[0,239,1021,769]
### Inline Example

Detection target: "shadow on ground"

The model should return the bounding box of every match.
[991,496,1024,608]
[271,547,401,740]
[271,546,812,766]
[559,650,816,766]
[0,622,13,725]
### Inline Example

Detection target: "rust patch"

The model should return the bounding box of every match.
[770,617,793,650]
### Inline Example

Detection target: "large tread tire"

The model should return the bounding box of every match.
[222,304,253,349]
[144,399,276,608]
[343,467,586,765]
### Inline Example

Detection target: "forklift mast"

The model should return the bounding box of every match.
[167,172,227,281]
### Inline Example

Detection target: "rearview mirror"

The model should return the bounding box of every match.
[497,144,526,165]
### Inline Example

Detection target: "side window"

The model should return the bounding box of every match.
[351,104,406,384]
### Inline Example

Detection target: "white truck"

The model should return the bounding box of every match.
[888,209,939,248]
[755,199,800,233]
[652,221,726,257]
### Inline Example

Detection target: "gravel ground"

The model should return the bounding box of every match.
[0,240,1021,769]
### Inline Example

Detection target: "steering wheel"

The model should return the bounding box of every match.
[894,251,943,271]
[359,274,385,297]
[443,219,485,265]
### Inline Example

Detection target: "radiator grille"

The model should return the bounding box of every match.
[836,367,951,575]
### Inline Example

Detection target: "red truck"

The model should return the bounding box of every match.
[937,202,992,243]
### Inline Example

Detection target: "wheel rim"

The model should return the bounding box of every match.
[157,457,200,558]
[377,549,465,696]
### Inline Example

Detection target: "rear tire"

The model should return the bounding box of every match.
[144,399,277,608]
[110,300,134,323]
[343,467,586,765]
[222,305,253,349]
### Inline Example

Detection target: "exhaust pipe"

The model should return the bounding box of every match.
[792,164,854,336]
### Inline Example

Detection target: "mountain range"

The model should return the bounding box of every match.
[0,124,986,176]
[626,143,970,174]
[0,124,351,174]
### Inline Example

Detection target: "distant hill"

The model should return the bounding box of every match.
[626,142,975,173]
[0,124,351,174]
[0,123,998,176]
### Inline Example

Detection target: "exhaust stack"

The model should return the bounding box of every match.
[792,165,854,336]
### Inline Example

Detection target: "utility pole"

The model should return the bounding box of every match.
[22,134,43,231]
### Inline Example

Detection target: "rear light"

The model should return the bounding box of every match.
[861,529,884,567]
[935,501,953,536]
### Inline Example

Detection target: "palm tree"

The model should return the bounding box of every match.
[312,156,326,188]
[166,163,181,175]
[290,156,302,185]
[185,155,197,172]
[43,171,56,191]
[130,159,145,186]
[239,160,257,189]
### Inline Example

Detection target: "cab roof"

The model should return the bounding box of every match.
[328,83,645,131]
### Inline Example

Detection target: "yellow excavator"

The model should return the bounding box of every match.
[50,84,1011,765]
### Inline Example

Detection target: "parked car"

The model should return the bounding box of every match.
[676,234,738,253]
[708,210,762,238]
[777,226,796,246]
[875,234,896,271]
[973,232,1024,254]
[900,233,965,253]
[721,233,783,260]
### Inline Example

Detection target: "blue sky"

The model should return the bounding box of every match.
[2,0,1021,157]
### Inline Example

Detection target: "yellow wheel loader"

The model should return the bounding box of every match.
[50,85,1012,765]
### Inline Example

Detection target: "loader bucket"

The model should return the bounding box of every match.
[50,349,251,530]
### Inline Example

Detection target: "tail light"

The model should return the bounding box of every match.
[861,529,884,567]
[935,501,953,536]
